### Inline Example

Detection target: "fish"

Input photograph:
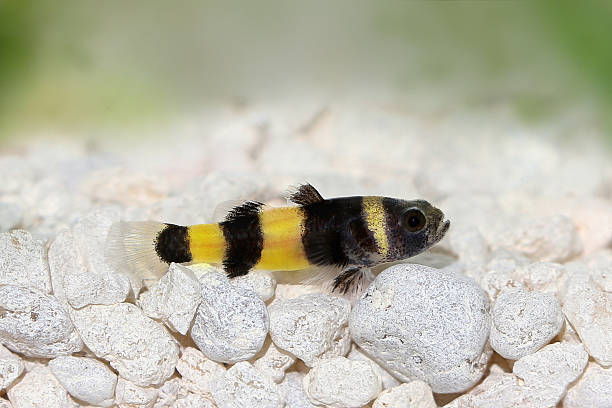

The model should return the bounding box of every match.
[105,184,450,294]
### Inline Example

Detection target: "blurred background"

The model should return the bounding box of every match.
[1,0,612,142]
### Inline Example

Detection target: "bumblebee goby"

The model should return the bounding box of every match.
[106,184,450,293]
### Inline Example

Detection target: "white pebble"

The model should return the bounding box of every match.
[0,345,24,391]
[171,394,216,408]
[489,288,564,360]
[269,294,351,368]
[0,284,83,358]
[512,261,567,296]
[562,273,612,366]
[278,372,316,408]
[496,215,583,263]
[0,230,51,293]
[49,209,131,308]
[211,361,284,408]
[153,377,188,408]
[138,263,202,335]
[347,346,400,390]
[115,378,159,408]
[7,364,78,408]
[71,302,179,386]
[350,264,491,393]
[564,362,612,408]
[253,339,296,383]
[231,270,277,302]
[49,355,117,407]
[372,380,436,408]
[587,248,612,293]
[191,271,269,363]
[175,347,225,397]
[303,356,382,408]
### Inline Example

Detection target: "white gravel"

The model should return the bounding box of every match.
[211,361,284,408]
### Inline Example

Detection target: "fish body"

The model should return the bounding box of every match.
[106,184,450,293]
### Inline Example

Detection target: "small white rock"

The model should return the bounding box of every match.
[303,356,382,408]
[7,365,78,408]
[253,339,296,383]
[347,346,400,390]
[153,377,189,408]
[0,230,51,293]
[175,347,225,397]
[71,302,179,386]
[0,344,24,391]
[350,264,491,394]
[278,372,316,408]
[513,261,567,297]
[191,272,269,363]
[372,380,436,408]
[115,378,159,408]
[231,270,277,302]
[564,362,612,408]
[138,263,202,335]
[269,294,351,368]
[0,284,83,358]
[495,215,583,263]
[172,393,217,408]
[49,355,117,407]
[211,361,284,408]
[562,273,612,366]
[489,288,564,360]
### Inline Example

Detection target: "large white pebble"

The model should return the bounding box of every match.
[269,294,351,367]
[253,339,296,383]
[564,362,612,408]
[49,355,117,407]
[71,302,179,386]
[303,356,382,408]
[278,372,316,408]
[191,272,269,363]
[138,263,202,335]
[175,347,225,396]
[372,380,436,408]
[562,274,612,366]
[0,344,24,391]
[49,209,131,308]
[0,284,83,357]
[490,288,564,360]
[115,378,158,408]
[0,230,51,293]
[495,215,582,263]
[350,264,491,393]
[211,361,284,408]
[231,270,277,302]
[7,364,78,408]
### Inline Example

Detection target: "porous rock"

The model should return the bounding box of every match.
[191,271,269,363]
[269,294,351,368]
[71,302,179,386]
[0,230,51,293]
[253,339,296,383]
[49,355,117,407]
[372,380,436,408]
[171,393,217,408]
[512,261,567,296]
[347,346,400,390]
[211,361,284,408]
[303,356,382,408]
[350,264,491,393]
[489,288,564,360]
[7,364,78,408]
[0,344,24,391]
[138,263,202,335]
[231,270,277,302]
[0,284,83,358]
[115,378,159,408]
[175,347,225,396]
[278,372,316,408]
[562,273,612,366]
[564,362,612,408]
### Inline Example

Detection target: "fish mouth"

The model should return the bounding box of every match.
[433,219,450,243]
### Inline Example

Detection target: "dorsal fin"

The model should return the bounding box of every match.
[223,201,264,223]
[288,184,324,206]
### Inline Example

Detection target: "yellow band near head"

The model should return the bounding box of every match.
[362,196,388,257]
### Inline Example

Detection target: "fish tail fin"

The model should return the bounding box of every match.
[105,221,169,283]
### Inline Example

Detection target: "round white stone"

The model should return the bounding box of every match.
[489,288,564,360]
[191,271,269,363]
[8,365,78,408]
[269,294,351,367]
[211,361,284,408]
[303,356,382,408]
[349,263,491,393]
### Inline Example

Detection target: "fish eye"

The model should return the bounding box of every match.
[401,209,426,232]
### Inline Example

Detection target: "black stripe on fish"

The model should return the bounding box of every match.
[155,224,192,264]
[220,201,264,278]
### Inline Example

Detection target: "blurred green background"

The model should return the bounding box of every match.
[1,1,612,142]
